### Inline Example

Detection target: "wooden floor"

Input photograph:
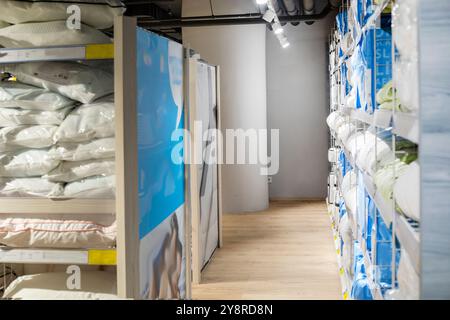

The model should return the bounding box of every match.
[192,200,341,300]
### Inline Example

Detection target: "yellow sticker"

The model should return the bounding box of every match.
[339,267,344,276]
[85,44,114,60]
[88,249,117,265]
[336,249,340,255]
[343,292,349,300]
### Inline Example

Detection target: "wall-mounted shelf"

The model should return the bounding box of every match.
[0,43,114,63]
[0,248,116,265]
[0,198,115,215]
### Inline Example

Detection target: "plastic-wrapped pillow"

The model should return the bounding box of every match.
[0,81,75,111]
[374,160,408,207]
[392,0,418,61]
[5,62,114,104]
[0,0,126,30]
[342,170,357,195]
[0,21,10,28]
[49,137,115,162]
[0,21,112,48]
[63,175,115,199]
[394,161,420,221]
[394,59,419,112]
[54,96,114,143]
[0,106,72,126]
[3,271,119,300]
[343,186,357,217]
[0,218,116,249]
[0,177,63,197]
[44,158,115,183]
[0,125,58,152]
[339,213,353,277]
[337,123,356,144]
[365,138,395,176]
[355,132,376,170]
[326,111,339,130]
[0,149,60,177]
[376,80,394,104]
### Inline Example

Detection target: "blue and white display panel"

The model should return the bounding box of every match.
[136,28,186,299]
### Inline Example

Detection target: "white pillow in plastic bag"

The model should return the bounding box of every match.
[0,149,60,177]
[342,170,357,195]
[3,271,119,300]
[0,125,58,152]
[0,218,116,249]
[0,177,63,197]
[54,96,114,143]
[365,138,394,176]
[343,186,357,216]
[0,0,126,30]
[45,158,115,183]
[394,161,420,221]
[49,137,115,162]
[63,175,115,199]
[0,21,112,48]
[5,62,114,104]
[326,111,339,130]
[0,106,72,126]
[0,81,75,111]
[337,123,356,145]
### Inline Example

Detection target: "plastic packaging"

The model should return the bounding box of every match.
[0,0,126,30]
[0,177,63,197]
[0,81,75,111]
[0,218,116,249]
[0,21,111,48]
[0,106,72,126]
[394,161,420,221]
[54,96,114,143]
[63,175,115,199]
[49,137,115,162]
[4,61,114,104]
[0,125,58,152]
[0,149,60,177]
[44,158,115,183]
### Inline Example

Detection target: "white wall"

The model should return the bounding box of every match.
[183,0,269,213]
[267,17,333,199]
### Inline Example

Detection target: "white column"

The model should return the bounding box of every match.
[182,0,269,213]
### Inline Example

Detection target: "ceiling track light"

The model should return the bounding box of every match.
[264,0,290,49]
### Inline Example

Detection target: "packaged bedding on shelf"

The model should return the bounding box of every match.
[0,125,58,152]
[0,177,63,197]
[44,158,115,183]
[54,95,115,143]
[3,62,114,104]
[49,137,115,162]
[0,105,73,126]
[0,218,116,248]
[385,249,419,300]
[63,175,115,199]
[0,81,76,111]
[3,271,119,300]
[0,149,59,177]
[0,0,126,30]
[0,21,112,48]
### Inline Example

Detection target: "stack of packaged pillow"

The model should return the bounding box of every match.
[0,61,115,198]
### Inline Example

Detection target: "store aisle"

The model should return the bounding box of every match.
[192,201,341,300]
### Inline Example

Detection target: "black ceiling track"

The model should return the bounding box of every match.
[137,4,333,29]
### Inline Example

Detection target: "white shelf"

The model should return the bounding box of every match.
[0,248,116,265]
[393,112,419,144]
[0,43,114,64]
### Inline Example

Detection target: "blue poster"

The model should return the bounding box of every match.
[136,28,186,299]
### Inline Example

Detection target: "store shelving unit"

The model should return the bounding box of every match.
[327,0,429,300]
